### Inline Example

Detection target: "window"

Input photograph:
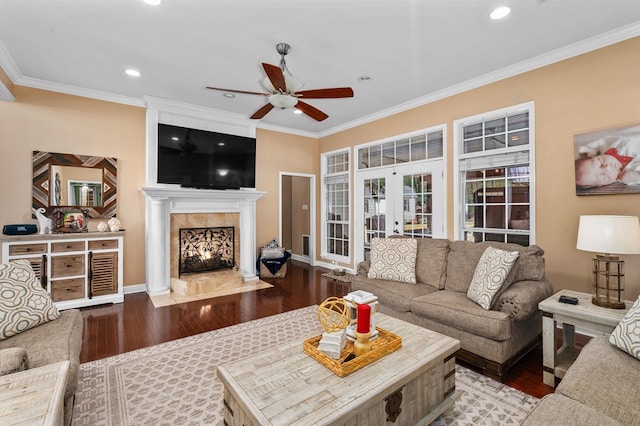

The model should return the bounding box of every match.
[357,130,443,170]
[454,102,535,246]
[322,150,350,260]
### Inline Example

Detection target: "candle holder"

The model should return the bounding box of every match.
[353,330,372,356]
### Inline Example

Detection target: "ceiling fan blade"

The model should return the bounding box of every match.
[296,87,354,99]
[262,63,287,92]
[250,103,275,120]
[296,100,329,122]
[206,86,269,97]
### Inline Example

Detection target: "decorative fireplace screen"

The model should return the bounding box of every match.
[179,227,235,276]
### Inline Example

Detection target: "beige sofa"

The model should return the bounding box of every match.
[522,336,640,425]
[0,309,83,426]
[352,238,554,380]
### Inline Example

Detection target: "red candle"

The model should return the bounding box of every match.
[356,304,371,333]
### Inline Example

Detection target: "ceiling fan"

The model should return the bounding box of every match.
[207,43,354,122]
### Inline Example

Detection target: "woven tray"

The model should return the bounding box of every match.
[303,327,402,377]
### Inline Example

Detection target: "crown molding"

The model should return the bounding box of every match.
[256,122,317,139]
[317,22,640,138]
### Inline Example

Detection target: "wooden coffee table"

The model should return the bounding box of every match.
[218,313,460,426]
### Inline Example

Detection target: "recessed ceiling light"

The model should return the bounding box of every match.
[141,0,162,5]
[125,68,141,77]
[490,6,511,20]
[358,76,372,83]
[218,142,225,146]
[171,136,179,141]
[223,93,235,99]
[293,109,303,115]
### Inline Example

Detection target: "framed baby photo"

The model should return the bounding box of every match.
[52,208,89,233]
[574,124,640,196]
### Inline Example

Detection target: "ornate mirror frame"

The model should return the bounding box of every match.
[32,151,117,219]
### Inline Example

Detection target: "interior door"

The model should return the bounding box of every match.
[356,162,444,264]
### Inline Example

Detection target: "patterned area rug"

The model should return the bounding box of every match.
[72,306,538,425]
[322,271,354,283]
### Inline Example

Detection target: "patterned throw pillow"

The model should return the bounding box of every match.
[367,238,418,284]
[0,260,60,340]
[467,247,519,310]
[609,296,640,360]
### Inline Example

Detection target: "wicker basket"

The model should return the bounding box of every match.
[303,327,402,377]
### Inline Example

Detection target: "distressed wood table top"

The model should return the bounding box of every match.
[217,313,460,426]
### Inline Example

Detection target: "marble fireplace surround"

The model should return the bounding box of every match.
[140,187,265,295]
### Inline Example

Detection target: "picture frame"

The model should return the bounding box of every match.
[52,208,88,233]
[574,124,640,196]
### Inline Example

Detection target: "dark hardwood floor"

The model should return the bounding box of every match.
[79,260,574,399]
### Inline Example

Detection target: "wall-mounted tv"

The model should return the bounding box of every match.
[157,123,256,190]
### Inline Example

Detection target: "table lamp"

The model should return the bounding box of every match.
[576,215,640,309]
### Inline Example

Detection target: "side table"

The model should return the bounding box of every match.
[0,361,69,425]
[538,289,631,387]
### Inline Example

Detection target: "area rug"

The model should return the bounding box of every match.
[322,270,354,283]
[72,306,538,425]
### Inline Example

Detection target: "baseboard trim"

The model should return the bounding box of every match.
[123,283,147,294]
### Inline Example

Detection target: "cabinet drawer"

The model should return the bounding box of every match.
[88,239,118,250]
[51,255,85,278]
[51,241,85,253]
[8,243,46,256]
[52,278,85,302]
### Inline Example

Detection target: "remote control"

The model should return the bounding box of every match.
[559,295,579,305]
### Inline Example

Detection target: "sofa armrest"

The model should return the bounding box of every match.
[0,347,29,376]
[357,260,370,276]
[495,278,554,320]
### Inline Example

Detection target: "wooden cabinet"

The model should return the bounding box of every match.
[1,232,124,309]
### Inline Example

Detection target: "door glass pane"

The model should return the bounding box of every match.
[363,177,386,253]
[403,173,432,237]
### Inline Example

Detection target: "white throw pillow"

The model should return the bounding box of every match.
[609,296,640,360]
[367,238,418,284]
[467,246,519,310]
[0,260,60,340]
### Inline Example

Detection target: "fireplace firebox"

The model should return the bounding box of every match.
[179,227,235,276]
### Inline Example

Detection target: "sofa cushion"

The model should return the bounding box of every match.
[0,260,60,340]
[0,347,29,376]
[445,241,544,293]
[556,336,640,424]
[521,394,621,426]
[410,290,511,341]
[414,238,449,289]
[351,275,436,313]
[0,309,83,402]
[609,295,640,360]
[467,247,519,309]
[367,237,418,284]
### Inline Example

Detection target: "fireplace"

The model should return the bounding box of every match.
[179,226,235,276]
[140,187,265,295]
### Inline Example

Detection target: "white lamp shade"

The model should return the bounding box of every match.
[576,215,640,255]
[268,94,298,109]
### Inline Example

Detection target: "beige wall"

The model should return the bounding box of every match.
[319,36,640,299]
[253,128,318,251]
[0,86,147,286]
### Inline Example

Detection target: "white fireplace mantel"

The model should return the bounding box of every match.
[140,186,266,295]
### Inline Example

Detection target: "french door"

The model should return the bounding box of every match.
[355,161,444,264]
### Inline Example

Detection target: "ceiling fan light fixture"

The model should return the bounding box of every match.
[269,94,298,109]
[261,75,304,94]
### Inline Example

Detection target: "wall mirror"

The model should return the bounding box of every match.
[33,151,117,219]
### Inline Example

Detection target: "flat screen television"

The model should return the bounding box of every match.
[157,123,256,189]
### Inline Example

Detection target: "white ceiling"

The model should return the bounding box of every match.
[1,0,640,137]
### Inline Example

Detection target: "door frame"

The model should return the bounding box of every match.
[354,160,445,266]
[279,172,316,265]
